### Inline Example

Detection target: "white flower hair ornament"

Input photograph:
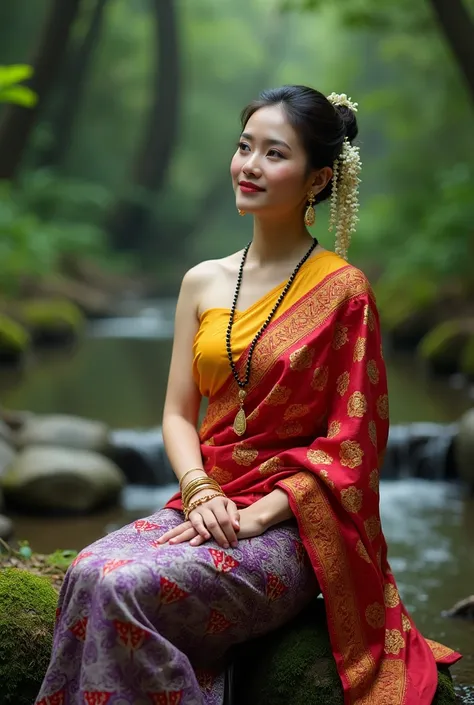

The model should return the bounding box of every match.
[326,93,362,261]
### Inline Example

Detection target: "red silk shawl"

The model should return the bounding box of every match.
[166,265,461,704]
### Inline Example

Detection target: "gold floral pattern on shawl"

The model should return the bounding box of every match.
[200,268,371,437]
[353,337,367,362]
[376,548,382,570]
[365,516,381,541]
[231,442,258,467]
[337,371,350,396]
[369,469,379,494]
[340,440,364,468]
[247,407,260,422]
[384,629,405,655]
[353,660,406,705]
[332,323,349,350]
[266,384,292,406]
[327,420,341,439]
[203,438,215,446]
[368,421,377,448]
[259,456,283,476]
[367,360,380,385]
[307,449,333,465]
[377,394,389,420]
[280,472,376,692]
[289,344,314,371]
[311,366,329,391]
[402,614,411,632]
[425,639,455,660]
[319,469,335,489]
[356,540,371,563]
[384,584,400,608]
[347,391,367,418]
[341,486,363,513]
[208,466,233,485]
[363,304,376,332]
[276,421,303,439]
[284,403,310,421]
[365,602,385,629]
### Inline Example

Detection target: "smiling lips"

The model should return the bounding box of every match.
[239,180,265,193]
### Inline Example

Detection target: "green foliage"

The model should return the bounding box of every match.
[0,568,57,705]
[0,313,29,353]
[0,64,37,106]
[18,299,84,333]
[46,548,78,570]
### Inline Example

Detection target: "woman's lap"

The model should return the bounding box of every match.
[37,508,318,705]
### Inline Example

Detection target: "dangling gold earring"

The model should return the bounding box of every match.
[238,209,246,216]
[304,191,316,227]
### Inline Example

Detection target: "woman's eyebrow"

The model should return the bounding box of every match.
[241,132,292,151]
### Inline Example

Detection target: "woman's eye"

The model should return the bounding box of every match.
[238,142,250,152]
[268,149,284,158]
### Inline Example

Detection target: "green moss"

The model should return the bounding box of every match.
[18,298,84,333]
[376,277,438,331]
[235,600,457,705]
[0,313,29,353]
[0,568,58,704]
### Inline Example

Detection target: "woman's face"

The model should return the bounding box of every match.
[230,104,329,218]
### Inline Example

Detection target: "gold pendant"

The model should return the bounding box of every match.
[233,389,247,436]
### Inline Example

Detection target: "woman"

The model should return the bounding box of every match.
[36,86,460,705]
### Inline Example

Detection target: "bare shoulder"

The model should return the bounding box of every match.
[181,251,244,292]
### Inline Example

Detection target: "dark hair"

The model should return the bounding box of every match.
[240,85,358,204]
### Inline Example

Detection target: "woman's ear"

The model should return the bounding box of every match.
[312,166,333,195]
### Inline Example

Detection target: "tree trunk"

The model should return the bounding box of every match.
[0,0,82,180]
[429,0,474,102]
[107,0,181,251]
[38,0,109,170]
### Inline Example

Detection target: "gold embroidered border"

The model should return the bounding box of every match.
[353,659,406,705]
[201,267,371,436]
[280,472,376,694]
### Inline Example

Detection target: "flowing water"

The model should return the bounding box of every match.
[1,307,473,698]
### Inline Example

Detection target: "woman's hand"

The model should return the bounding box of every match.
[158,491,240,549]
[157,503,266,548]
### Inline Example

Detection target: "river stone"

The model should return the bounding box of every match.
[0,419,13,445]
[0,569,57,705]
[0,446,125,513]
[234,599,456,705]
[0,513,13,540]
[0,438,15,478]
[453,408,474,489]
[14,414,110,453]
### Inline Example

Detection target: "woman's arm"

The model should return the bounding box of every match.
[242,487,294,531]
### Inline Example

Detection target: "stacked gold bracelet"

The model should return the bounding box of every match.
[180,472,225,521]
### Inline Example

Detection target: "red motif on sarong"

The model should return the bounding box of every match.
[206,609,233,634]
[134,519,162,533]
[159,576,189,605]
[266,573,288,601]
[102,559,133,576]
[147,691,183,705]
[149,539,162,548]
[294,540,307,565]
[113,620,149,649]
[70,616,88,641]
[208,548,240,573]
[195,668,215,692]
[37,689,66,705]
[83,693,113,705]
[71,551,93,567]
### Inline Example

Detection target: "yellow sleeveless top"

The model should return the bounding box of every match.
[192,250,346,398]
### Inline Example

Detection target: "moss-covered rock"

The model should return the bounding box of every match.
[376,277,439,347]
[0,313,29,362]
[0,568,57,705]
[235,599,457,705]
[16,298,84,345]
[418,320,473,375]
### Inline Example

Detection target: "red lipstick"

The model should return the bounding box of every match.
[239,181,265,193]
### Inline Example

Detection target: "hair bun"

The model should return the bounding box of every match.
[326,92,359,144]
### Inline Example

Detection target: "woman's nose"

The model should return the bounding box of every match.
[242,155,262,177]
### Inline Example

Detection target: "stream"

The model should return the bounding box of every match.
[1,303,473,699]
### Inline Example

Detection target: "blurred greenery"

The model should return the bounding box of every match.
[0,0,472,316]
[0,65,37,107]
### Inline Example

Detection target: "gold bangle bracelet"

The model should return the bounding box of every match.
[179,468,206,489]
[181,477,221,504]
[184,492,224,520]
[182,483,222,507]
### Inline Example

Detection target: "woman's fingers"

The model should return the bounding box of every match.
[169,526,199,545]
[157,521,192,544]
[188,511,211,541]
[226,500,240,532]
[213,505,238,547]
[199,508,230,548]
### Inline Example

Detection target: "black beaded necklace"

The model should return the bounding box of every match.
[227,237,318,436]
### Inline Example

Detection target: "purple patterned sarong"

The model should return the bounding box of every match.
[36,508,318,705]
